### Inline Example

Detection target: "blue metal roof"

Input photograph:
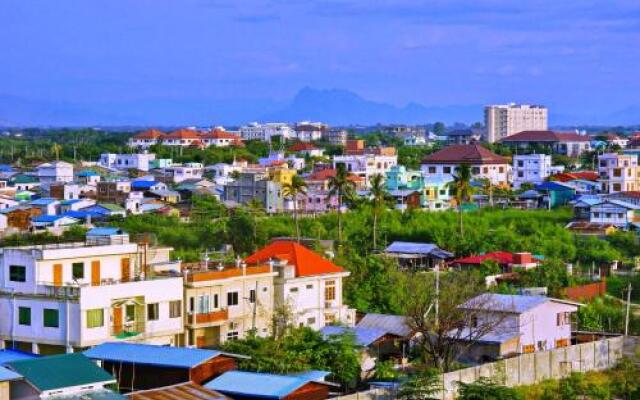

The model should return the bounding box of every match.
[86,227,125,236]
[32,215,72,223]
[62,211,102,220]
[0,349,37,365]
[535,182,575,192]
[205,370,328,399]
[84,342,228,369]
[77,170,100,177]
[131,180,160,190]
[386,241,441,256]
[290,370,330,381]
[321,326,388,347]
[459,293,551,314]
[30,197,59,206]
[0,365,21,382]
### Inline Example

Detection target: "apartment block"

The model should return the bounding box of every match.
[512,154,554,189]
[484,104,548,143]
[598,153,640,193]
[0,228,183,355]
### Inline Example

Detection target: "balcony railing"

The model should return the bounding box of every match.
[187,309,228,325]
[110,322,146,339]
[185,264,272,283]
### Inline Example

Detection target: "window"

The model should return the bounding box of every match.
[169,301,182,318]
[306,284,313,289]
[537,340,547,351]
[324,313,336,325]
[213,294,219,309]
[307,317,316,325]
[72,262,84,280]
[289,287,299,293]
[18,307,31,326]
[226,331,239,341]
[428,167,436,174]
[147,303,159,321]
[86,309,104,328]
[556,312,570,326]
[325,280,336,301]
[443,167,451,174]
[197,295,210,314]
[249,289,256,303]
[227,291,239,307]
[522,344,535,353]
[189,297,195,313]
[9,266,26,282]
[43,309,59,328]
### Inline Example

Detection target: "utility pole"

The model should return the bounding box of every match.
[435,264,440,328]
[625,283,632,336]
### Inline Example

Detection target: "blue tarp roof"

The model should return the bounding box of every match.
[0,349,37,365]
[384,241,453,258]
[205,370,329,399]
[84,342,231,369]
[0,365,21,382]
[321,326,388,347]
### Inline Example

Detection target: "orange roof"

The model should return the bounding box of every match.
[289,142,319,152]
[551,171,599,182]
[308,168,337,181]
[164,129,201,140]
[201,129,242,140]
[245,240,345,277]
[134,129,164,139]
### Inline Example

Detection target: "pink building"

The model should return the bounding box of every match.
[300,190,338,214]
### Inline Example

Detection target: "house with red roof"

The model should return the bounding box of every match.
[162,129,203,147]
[499,130,591,157]
[289,142,325,157]
[200,128,244,148]
[420,144,510,186]
[451,251,541,273]
[245,240,356,330]
[129,129,165,149]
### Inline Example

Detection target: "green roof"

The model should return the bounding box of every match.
[48,389,126,400]
[12,174,39,184]
[99,203,125,212]
[6,353,115,392]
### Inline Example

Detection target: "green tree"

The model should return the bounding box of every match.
[399,368,442,400]
[446,163,475,236]
[432,122,446,136]
[327,164,355,243]
[281,175,307,242]
[457,377,522,400]
[369,173,391,250]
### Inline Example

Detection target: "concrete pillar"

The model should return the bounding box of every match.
[0,340,5,350]
[66,345,74,354]
[31,342,39,355]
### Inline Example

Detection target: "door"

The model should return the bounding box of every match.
[121,258,130,282]
[91,261,101,286]
[113,306,123,336]
[196,336,206,348]
[53,264,62,287]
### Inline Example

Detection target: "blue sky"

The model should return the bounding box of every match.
[1,0,639,122]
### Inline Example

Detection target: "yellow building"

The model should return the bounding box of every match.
[268,166,296,186]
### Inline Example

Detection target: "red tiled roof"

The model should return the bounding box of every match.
[245,240,345,277]
[453,251,542,266]
[308,169,337,181]
[421,144,508,165]
[551,171,599,182]
[134,129,164,139]
[164,129,201,140]
[201,129,242,140]
[500,130,590,143]
[289,142,319,152]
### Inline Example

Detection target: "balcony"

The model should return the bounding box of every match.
[185,264,272,283]
[110,321,146,339]
[187,309,229,325]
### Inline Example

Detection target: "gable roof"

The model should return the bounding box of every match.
[84,342,245,369]
[321,325,389,347]
[133,129,164,140]
[384,241,453,259]
[459,293,580,314]
[6,353,115,392]
[205,370,330,399]
[500,130,590,143]
[127,382,230,400]
[421,144,508,165]
[164,129,200,140]
[289,142,319,152]
[0,365,22,382]
[245,240,345,277]
[551,171,599,182]
[357,313,413,337]
[0,349,38,365]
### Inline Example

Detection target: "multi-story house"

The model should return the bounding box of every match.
[96,180,131,204]
[245,240,356,330]
[99,153,156,172]
[239,123,295,142]
[165,163,204,183]
[182,259,278,347]
[162,129,203,147]
[484,104,548,143]
[128,129,164,149]
[457,294,579,361]
[333,153,398,187]
[500,130,591,157]
[512,154,554,189]
[199,129,243,147]
[223,172,284,213]
[0,228,184,354]
[37,161,74,184]
[598,153,640,193]
[588,199,640,228]
[323,129,348,145]
[295,122,326,142]
[421,144,510,187]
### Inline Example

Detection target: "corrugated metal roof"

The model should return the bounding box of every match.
[385,241,453,258]
[127,382,230,399]
[321,326,388,347]
[0,365,21,382]
[48,389,127,399]
[205,371,325,399]
[0,349,38,365]
[357,313,412,337]
[459,293,551,314]
[290,370,330,382]
[30,197,59,205]
[6,353,115,392]
[84,342,236,369]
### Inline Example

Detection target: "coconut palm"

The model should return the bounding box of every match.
[282,175,307,242]
[51,143,62,161]
[369,173,391,250]
[446,163,475,236]
[327,165,356,243]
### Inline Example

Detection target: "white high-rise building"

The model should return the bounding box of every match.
[484,104,548,143]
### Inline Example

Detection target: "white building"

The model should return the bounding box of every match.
[598,153,639,194]
[485,104,548,143]
[512,154,554,189]
[245,240,356,330]
[128,129,164,149]
[166,163,204,183]
[332,154,398,187]
[0,228,184,354]
[37,161,74,184]
[200,128,243,147]
[295,122,326,142]
[99,153,156,172]
[239,123,295,142]
[588,199,640,228]
[421,144,510,186]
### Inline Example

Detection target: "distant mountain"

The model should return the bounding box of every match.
[262,87,482,125]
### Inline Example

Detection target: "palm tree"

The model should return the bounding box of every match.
[51,143,62,161]
[446,163,475,236]
[327,165,355,243]
[369,173,390,250]
[282,175,307,242]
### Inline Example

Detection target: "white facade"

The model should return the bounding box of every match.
[166,163,204,183]
[485,104,548,143]
[37,161,74,184]
[512,154,553,189]
[598,153,639,194]
[0,235,184,352]
[240,123,295,142]
[421,163,510,186]
[589,200,640,228]
[333,154,398,186]
[99,153,156,172]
